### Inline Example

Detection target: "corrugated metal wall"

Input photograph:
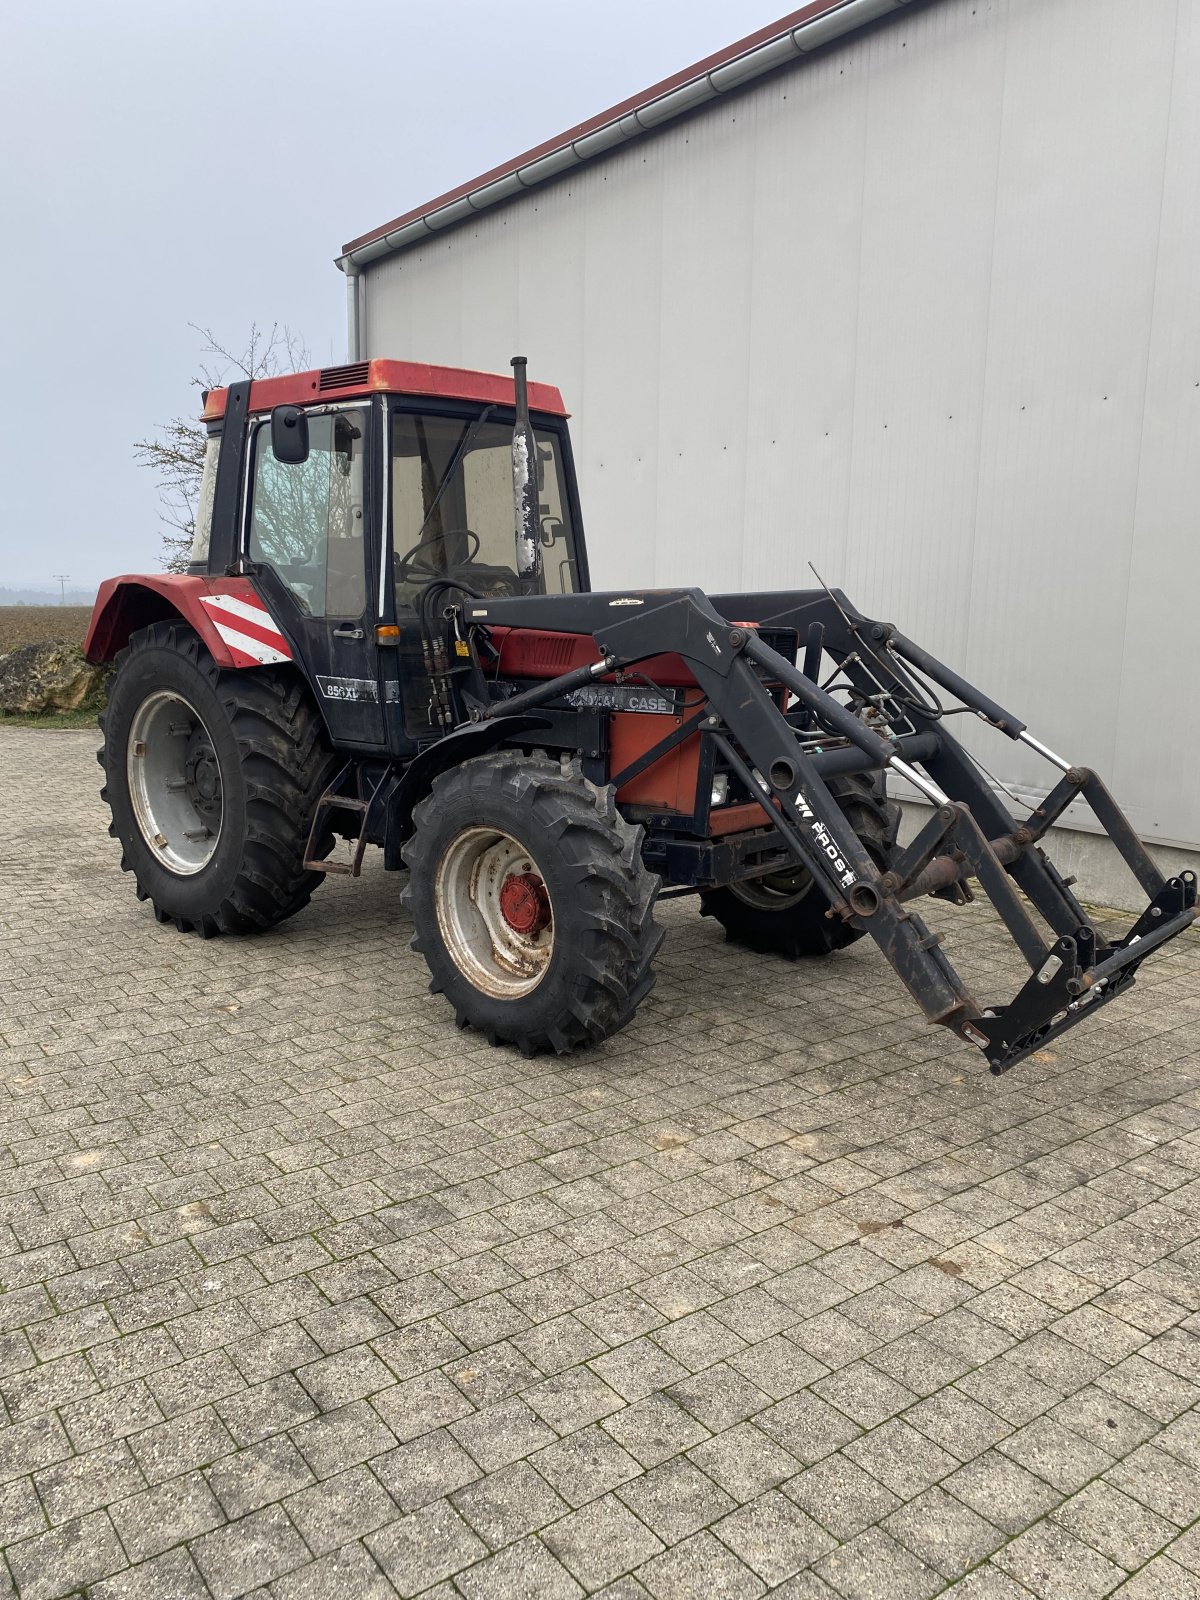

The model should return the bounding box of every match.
[361,0,1200,856]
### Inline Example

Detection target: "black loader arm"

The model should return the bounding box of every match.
[476,586,1197,1074]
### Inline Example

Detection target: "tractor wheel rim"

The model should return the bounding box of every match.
[434,827,554,999]
[126,690,223,875]
[729,867,815,911]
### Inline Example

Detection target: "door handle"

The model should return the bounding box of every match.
[333,625,366,640]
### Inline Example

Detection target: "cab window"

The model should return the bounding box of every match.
[247,408,367,617]
[391,412,576,606]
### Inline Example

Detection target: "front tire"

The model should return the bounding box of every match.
[98,621,337,935]
[403,751,663,1054]
[699,773,897,958]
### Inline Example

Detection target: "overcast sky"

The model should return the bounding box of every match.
[0,0,779,593]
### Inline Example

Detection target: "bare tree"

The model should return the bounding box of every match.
[136,323,309,573]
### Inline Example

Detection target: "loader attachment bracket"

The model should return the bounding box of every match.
[976,873,1197,1073]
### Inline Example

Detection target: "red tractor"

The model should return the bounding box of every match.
[87,357,1195,1067]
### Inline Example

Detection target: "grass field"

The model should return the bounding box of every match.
[0,605,93,653]
[0,607,100,726]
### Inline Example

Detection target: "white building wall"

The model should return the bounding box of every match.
[361,0,1200,887]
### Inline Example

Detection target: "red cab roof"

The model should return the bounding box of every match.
[201,358,567,421]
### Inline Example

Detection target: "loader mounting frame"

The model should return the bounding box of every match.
[472,586,1196,1073]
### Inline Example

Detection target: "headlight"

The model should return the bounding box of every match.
[711,774,730,807]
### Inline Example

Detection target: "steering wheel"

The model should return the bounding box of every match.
[395,529,482,582]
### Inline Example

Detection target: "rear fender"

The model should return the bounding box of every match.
[84,574,294,669]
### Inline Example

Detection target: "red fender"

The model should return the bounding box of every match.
[84,574,293,669]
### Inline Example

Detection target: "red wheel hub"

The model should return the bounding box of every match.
[498,872,551,937]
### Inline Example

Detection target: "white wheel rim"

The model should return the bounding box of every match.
[434,827,554,999]
[126,690,223,874]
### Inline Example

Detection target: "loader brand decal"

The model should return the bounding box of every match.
[199,594,292,667]
[607,597,644,607]
[794,791,857,888]
[316,675,380,704]
[559,684,680,715]
[705,630,723,656]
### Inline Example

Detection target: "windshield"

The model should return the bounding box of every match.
[391,411,577,606]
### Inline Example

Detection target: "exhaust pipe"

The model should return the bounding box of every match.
[511,356,543,596]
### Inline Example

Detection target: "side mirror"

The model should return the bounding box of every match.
[271,405,309,464]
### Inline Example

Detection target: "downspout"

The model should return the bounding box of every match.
[340,260,362,361]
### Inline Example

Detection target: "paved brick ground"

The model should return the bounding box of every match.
[2,725,1199,1600]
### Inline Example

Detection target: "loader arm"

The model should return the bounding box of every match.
[471,587,1196,1074]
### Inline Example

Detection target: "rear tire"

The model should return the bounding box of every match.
[700,773,897,958]
[403,750,663,1054]
[98,621,338,935]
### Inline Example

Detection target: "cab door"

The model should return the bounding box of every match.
[244,403,384,748]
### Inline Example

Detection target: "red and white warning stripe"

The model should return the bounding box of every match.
[200,593,292,667]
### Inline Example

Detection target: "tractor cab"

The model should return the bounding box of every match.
[191,360,588,752]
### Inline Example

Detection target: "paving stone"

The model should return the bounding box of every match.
[206,1435,316,1519]
[284,1463,397,1554]
[544,1491,666,1589]
[1049,1385,1159,1456]
[190,1502,310,1598]
[945,1434,1061,1524]
[617,1456,737,1544]
[372,1368,474,1442]
[713,1489,835,1585]
[526,1366,626,1435]
[268,1539,397,1600]
[1051,1479,1178,1571]
[755,1391,862,1464]
[35,1439,144,1523]
[589,1337,690,1402]
[884,1483,1004,1578]
[4,730,1200,1600]
[993,1519,1126,1599]
[514,1313,610,1376]
[6,1509,127,1600]
[535,1423,644,1507]
[452,1458,571,1548]
[451,1396,558,1472]
[374,1426,481,1510]
[61,1378,164,1451]
[997,1415,1116,1494]
[903,1388,1010,1461]
[842,1417,958,1498]
[128,1405,237,1485]
[448,1339,543,1407]
[685,1421,797,1503]
[366,1496,487,1595]
[0,1474,46,1543]
[636,1528,767,1599]
[814,1525,943,1599]
[811,1361,916,1427]
[294,1345,395,1410]
[454,1534,585,1600]
[1110,1555,1200,1599]
[601,1393,710,1468]
[88,1546,212,1600]
[1105,1440,1200,1525]
[110,1468,226,1562]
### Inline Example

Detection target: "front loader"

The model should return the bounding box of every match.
[87,357,1196,1069]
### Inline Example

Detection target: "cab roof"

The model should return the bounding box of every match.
[200,358,567,422]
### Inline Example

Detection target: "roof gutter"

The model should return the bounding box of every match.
[336,0,918,281]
